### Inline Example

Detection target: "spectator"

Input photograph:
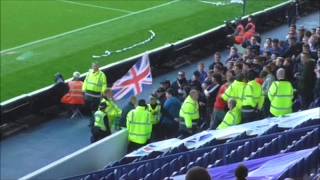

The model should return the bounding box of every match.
[297,52,316,109]
[262,38,272,53]
[235,164,248,180]
[190,71,202,91]
[297,26,305,42]
[179,89,200,137]
[286,0,299,27]
[160,88,181,139]
[226,46,240,62]
[203,73,222,117]
[82,63,107,114]
[61,71,85,110]
[119,96,137,128]
[283,36,302,57]
[155,87,167,106]
[268,68,294,117]
[312,61,320,107]
[196,63,208,83]
[243,36,260,56]
[210,70,235,129]
[172,71,189,99]
[160,80,171,91]
[185,166,211,180]
[101,89,122,131]
[209,52,224,70]
[91,102,111,143]
[243,15,256,42]
[217,99,241,129]
[270,39,282,56]
[127,99,152,152]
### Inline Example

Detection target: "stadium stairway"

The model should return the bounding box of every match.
[1,11,319,180]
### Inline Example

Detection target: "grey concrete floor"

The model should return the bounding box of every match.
[0,11,319,180]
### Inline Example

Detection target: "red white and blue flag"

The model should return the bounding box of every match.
[112,53,152,100]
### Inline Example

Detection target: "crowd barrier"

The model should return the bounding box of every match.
[3,0,319,126]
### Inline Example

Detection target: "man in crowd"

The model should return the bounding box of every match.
[82,63,107,113]
[160,88,181,139]
[127,99,152,152]
[119,96,137,128]
[148,95,161,141]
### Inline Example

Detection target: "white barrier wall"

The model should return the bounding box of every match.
[20,129,128,180]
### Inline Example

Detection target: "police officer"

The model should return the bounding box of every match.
[217,99,241,130]
[127,99,152,152]
[268,68,294,117]
[179,89,200,138]
[222,73,246,109]
[91,102,111,143]
[148,95,161,141]
[82,63,107,113]
[101,89,122,131]
[242,70,264,123]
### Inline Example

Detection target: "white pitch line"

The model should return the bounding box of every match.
[58,0,133,14]
[0,0,180,54]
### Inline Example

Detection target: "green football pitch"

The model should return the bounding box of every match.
[0,0,285,102]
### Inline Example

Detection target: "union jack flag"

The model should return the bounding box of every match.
[112,53,152,100]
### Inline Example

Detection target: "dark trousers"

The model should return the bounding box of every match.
[91,126,110,143]
[127,141,145,153]
[161,121,179,139]
[241,110,259,124]
[151,123,162,142]
[84,94,101,114]
[178,123,198,139]
[209,110,226,130]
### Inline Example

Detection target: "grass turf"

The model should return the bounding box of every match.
[0,0,285,102]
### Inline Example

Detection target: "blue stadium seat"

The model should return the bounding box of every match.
[169,158,179,173]
[144,173,152,180]
[104,172,114,180]
[152,168,161,180]
[179,166,187,174]
[128,168,137,180]
[137,164,145,178]
[119,173,128,180]
[161,163,171,178]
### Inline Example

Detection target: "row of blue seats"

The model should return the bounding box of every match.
[66,124,320,180]
[105,118,319,170]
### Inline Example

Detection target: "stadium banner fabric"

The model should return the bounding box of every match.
[173,147,316,180]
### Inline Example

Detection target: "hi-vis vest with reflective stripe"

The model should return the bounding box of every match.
[147,104,161,125]
[126,106,152,144]
[179,95,199,128]
[242,80,264,110]
[101,98,122,124]
[217,107,241,130]
[222,80,246,108]
[82,70,107,94]
[268,81,294,117]
[61,81,85,105]
[94,110,107,131]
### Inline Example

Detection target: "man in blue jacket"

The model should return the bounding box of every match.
[160,88,181,139]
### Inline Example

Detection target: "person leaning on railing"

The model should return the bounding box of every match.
[82,63,107,114]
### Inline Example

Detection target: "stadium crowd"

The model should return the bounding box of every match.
[60,18,320,154]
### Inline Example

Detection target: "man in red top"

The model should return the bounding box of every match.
[209,70,235,129]
[244,16,256,42]
[61,72,85,106]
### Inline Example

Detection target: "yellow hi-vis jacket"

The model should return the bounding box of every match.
[127,106,152,144]
[101,98,122,126]
[242,80,265,110]
[179,95,199,128]
[222,80,246,108]
[94,110,107,131]
[82,69,107,94]
[217,107,241,130]
[268,81,294,117]
[147,104,161,125]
